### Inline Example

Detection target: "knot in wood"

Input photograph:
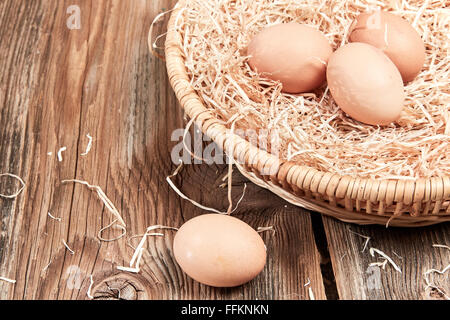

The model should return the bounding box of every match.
[90,274,148,300]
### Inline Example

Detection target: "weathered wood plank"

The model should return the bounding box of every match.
[167,167,327,300]
[0,0,326,300]
[323,216,450,300]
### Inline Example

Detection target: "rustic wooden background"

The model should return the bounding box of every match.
[0,0,448,300]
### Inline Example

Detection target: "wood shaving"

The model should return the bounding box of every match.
[385,214,396,228]
[257,226,275,233]
[129,226,177,266]
[116,265,141,273]
[98,219,126,242]
[167,162,224,213]
[303,278,315,300]
[81,134,93,156]
[348,229,371,252]
[62,239,75,255]
[0,276,16,284]
[424,264,450,300]
[433,244,450,251]
[182,117,207,162]
[149,6,181,60]
[117,225,178,274]
[127,233,164,250]
[412,0,430,27]
[424,244,450,299]
[304,278,311,287]
[133,248,145,271]
[57,147,67,162]
[167,161,248,215]
[0,173,26,199]
[175,0,450,179]
[369,247,402,273]
[369,259,388,269]
[308,287,315,300]
[61,179,127,241]
[86,275,94,299]
[47,211,61,222]
[42,259,52,272]
[229,183,247,215]
[225,118,243,214]
[177,115,248,215]
[225,161,234,215]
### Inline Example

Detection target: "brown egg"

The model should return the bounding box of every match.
[173,214,267,287]
[248,22,333,93]
[327,43,405,126]
[348,11,425,82]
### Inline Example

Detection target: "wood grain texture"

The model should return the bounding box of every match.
[0,0,325,300]
[2,0,448,301]
[323,216,450,300]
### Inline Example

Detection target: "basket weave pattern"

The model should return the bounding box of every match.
[163,2,450,227]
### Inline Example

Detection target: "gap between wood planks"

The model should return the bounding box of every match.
[310,213,339,300]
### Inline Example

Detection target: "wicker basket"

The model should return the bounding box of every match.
[160,1,450,227]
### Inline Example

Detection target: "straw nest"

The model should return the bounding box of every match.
[172,0,449,180]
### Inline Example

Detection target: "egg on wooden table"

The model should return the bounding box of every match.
[348,11,425,82]
[248,22,333,93]
[173,214,267,287]
[327,42,405,126]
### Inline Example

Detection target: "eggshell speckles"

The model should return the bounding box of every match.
[349,11,425,82]
[173,214,267,287]
[248,22,333,93]
[327,43,405,126]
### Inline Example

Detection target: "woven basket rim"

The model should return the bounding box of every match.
[160,0,450,210]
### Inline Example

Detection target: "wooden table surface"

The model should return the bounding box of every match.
[0,0,449,300]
